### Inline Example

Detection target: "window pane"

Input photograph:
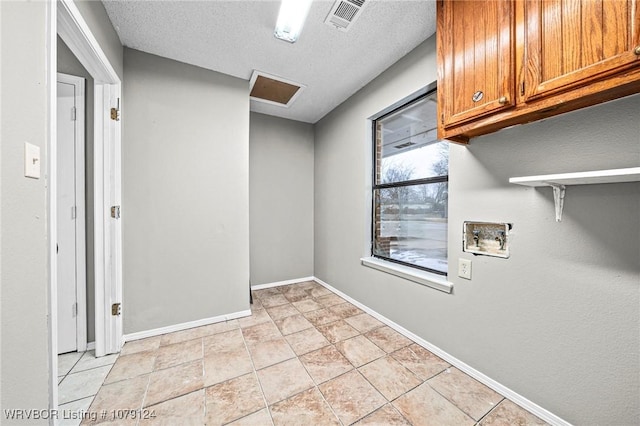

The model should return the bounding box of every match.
[377,94,448,184]
[373,182,448,273]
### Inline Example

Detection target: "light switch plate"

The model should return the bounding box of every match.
[24,142,41,179]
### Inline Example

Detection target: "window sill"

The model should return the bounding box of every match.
[360,257,453,293]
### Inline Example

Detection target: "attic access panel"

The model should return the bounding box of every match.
[249,71,306,108]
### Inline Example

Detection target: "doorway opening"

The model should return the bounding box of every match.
[49,0,123,412]
[56,72,88,355]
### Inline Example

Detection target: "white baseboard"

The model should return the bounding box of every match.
[122,309,252,343]
[312,276,571,426]
[251,276,315,291]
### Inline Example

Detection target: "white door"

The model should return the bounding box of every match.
[57,74,86,354]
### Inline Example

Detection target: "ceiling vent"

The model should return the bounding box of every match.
[249,71,305,108]
[324,0,367,32]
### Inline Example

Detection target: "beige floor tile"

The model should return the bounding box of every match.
[275,314,314,335]
[238,308,271,328]
[344,313,384,333]
[303,308,342,327]
[154,338,203,370]
[365,326,412,353]
[120,336,161,356]
[254,287,282,300]
[104,351,156,384]
[428,367,503,421]
[296,280,321,291]
[392,344,450,380]
[280,286,312,302]
[242,321,283,345]
[144,360,204,407]
[58,352,84,376]
[159,321,237,346]
[299,345,353,385]
[205,373,265,425]
[227,408,272,425]
[285,327,330,356]
[393,382,475,426]
[59,365,113,405]
[319,370,386,424]
[139,389,204,426]
[328,302,364,319]
[359,356,422,401]
[292,298,324,313]
[71,351,118,374]
[84,375,149,425]
[315,293,346,307]
[203,328,246,355]
[317,320,360,343]
[266,303,300,320]
[478,399,548,426]
[336,335,385,367]
[271,387,340,426]
[309,286,332,298]
[203,347,253,386]
[354,404,411,425]
[248,337,296,370]
[250,296,263,309]
[260,294,290,308]
[256,358,314,405]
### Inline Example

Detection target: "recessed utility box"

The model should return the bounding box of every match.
[463,222,512,258]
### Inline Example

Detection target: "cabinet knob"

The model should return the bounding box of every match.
[634,46,640,55]
[498,96,508,105]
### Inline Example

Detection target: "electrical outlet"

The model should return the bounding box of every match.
[458,258,472,280]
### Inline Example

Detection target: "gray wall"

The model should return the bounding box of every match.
[1,0,51,416]
[123,48,250,334]
[249,113,314,285]
[314,34,639,425]
[57,35,96,344]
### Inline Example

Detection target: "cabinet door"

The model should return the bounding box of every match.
[438,0,515,131]
[524,0,640,101]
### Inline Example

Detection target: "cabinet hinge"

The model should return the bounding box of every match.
[72,302,78,317]
[71,205,77,219]
[71,106,77,121]
[520,81,525,96]
[441,114,444,125]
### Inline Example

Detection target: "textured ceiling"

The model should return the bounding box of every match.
[102,0,436,123]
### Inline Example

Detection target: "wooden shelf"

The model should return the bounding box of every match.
[509,167,640,187]
[509,167,640,221]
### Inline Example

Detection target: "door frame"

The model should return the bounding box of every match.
[56,72,88,354]
[48,0,123,415]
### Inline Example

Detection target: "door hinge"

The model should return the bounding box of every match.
[110,98,121,121]
[520,81,525,96]
[71,205,77,219]
[111,303,122,316]
[72,302,78,317]
[71,106,77,121]
[441,114,444,125]
[111,205,121,219]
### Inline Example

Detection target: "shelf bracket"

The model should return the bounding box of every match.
[546,182,566,222]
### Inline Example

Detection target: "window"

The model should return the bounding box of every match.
[372,88,449,275]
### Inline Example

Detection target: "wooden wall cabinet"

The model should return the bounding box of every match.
[437,0,640,144]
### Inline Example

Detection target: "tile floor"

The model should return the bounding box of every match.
[63,280,548,425]
[58,350,119,426]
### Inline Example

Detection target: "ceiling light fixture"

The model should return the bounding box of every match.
[274,0,313,43]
